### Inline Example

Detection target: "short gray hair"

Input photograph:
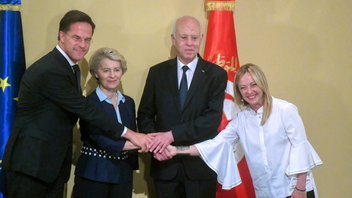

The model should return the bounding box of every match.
[89,47,127,83]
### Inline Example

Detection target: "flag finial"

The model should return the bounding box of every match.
[205,1,235,12]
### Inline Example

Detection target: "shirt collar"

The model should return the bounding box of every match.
[56,45,76,66]
[248,105,263,115]
[177,56,198,72]
[96,86,125,104]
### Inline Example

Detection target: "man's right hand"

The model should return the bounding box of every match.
[147,131,174,153]
[123,129,152,152]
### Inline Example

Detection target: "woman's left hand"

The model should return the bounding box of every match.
[291,172,308,198]
[291,189,307,198]
[153,145,176,161]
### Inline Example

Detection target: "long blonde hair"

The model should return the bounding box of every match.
[234,63,272,125]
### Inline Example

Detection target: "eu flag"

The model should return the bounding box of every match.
[0,1,26,197]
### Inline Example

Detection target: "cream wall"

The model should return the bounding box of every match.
[20,0,351,198]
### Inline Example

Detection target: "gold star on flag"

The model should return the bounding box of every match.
[0,77,11,92]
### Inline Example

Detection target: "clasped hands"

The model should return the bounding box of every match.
[126,129,176,160]
[147,131,177,161]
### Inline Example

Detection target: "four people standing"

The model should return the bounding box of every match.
[1,9,322,198]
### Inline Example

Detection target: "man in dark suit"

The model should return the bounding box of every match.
[2,10,150,198]
[137,16,227,198]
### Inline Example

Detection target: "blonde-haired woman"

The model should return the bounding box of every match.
[157,63,323,198]
[73,47,139,198]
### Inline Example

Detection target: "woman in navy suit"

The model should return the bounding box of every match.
[73,47,139,198]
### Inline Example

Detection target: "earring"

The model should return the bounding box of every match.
[241,98,244,106]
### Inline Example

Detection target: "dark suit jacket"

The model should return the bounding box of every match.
[2,47,126,183]
[75,91,138,183]
[137,56,227,180]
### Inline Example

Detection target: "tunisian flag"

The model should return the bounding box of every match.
[203,1,255,197]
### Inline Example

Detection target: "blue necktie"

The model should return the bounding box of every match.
[179,66,189,109]
[72,64,81,93]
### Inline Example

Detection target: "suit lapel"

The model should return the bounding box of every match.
[51,48,77,89]
[183,57,209,109]
[167,58,182,112]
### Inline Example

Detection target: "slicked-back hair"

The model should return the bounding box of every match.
[57,10,95,41]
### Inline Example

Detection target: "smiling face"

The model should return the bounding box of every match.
[58,22,93,63]
[94,58,123,93]
[171,16,203,65]
[238,72,264,112]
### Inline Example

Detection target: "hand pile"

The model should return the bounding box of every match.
[126,129,177,161]
[135,130,177,161]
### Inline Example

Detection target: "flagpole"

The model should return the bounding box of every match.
[203,1,256,197]
[0,1,26,197]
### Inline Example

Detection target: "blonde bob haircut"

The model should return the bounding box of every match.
[89,47,127,83]
[234,63,273,125]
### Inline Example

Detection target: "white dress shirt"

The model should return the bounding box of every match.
[177,56,198,89]
[56,45,75,66]
[195,97,323,198]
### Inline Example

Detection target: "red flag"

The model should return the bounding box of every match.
[203,1,256,197]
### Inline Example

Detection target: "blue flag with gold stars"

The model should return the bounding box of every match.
[0,1,26,197]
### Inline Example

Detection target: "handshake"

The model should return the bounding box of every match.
[124,129,177,161]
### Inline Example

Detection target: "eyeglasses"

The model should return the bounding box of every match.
[66,34,93,44]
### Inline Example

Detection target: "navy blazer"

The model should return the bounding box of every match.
[138,56,227,180]
[2,47,126,183]
[75,91,138,183]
